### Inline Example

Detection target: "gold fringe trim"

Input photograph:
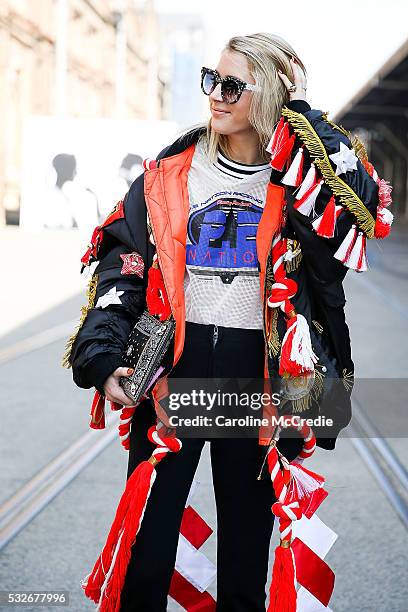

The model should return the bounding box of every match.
[285,249,302,273]
[267,308,281,358]
[265,250,282,358]
[61,273,99,368]
[312,319,324,334]
[284,239,303,273]
[349,134,369,163]
[281,106,375,238]
[265,251,274,291]
[342,367,355,392]
[291,366,325,413]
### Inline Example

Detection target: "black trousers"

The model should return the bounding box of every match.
[119,321,302,611]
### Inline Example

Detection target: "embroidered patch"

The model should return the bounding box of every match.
[95,286,124,309]
[120,252,144,277]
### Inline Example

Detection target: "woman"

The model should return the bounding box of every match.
[67,32,391,611]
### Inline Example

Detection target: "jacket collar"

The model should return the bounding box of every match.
[157,126,207,163]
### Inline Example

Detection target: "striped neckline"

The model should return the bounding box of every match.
[214,149,270,179]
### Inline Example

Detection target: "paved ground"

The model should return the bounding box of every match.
[0,223,407,611]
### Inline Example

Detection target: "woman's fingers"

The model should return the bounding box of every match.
[277,69,293,89]
[278,57,306,91]
[105,383,135,406]
[278,58,307,102]
[103,366,136,406]
[290,58,307,89]
[113,366,134,378]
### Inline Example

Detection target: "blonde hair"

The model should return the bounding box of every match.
[200,32,307,163]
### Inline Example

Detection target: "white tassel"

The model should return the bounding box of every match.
[347,232,368,272]
[357,237,368,272]
[295,163,316,200]
[266,116,285,154]
[294,179,324,217]
[333,224,358,264]
[288,463,325,500]
[281,147,304,186]
[284,314,319,372]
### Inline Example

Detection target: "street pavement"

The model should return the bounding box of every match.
[0,223,407,611]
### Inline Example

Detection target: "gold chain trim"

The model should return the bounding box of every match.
[321,111,369,163]
[61,273,99,368]
[320,112,350,139]
[281,106,375,238]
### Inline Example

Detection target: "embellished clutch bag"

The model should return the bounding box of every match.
[120,310,175,405]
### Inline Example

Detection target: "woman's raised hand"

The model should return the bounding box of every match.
[103,367,136,406]
[278,57,308,103]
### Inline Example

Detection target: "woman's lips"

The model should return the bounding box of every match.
[211,108,230,116]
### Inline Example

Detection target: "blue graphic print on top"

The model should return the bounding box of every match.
[185,140,271,328]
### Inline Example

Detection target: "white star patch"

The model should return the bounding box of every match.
[95,286,124,309]
[329,141,358,176]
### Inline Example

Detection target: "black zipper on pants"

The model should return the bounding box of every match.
[208,324,219,379]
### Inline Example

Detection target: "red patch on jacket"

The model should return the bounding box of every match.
[81,199,125,269]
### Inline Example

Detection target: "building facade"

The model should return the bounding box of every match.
[0,0,162,224]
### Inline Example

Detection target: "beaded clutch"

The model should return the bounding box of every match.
[120,310,175,405]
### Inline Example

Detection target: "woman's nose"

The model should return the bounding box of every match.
[209,82,223,102]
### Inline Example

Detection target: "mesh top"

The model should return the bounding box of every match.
[184,138,271,329]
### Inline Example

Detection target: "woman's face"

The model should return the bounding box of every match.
[209,49,255,136]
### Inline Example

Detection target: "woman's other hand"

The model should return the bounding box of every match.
[103,367,136,406]
[278,57,308,103]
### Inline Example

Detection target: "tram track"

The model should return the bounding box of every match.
[0,411,120,551]
[349,399,408,530]
[0,318,78,366]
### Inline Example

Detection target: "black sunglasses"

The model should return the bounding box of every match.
[200,67,260,104]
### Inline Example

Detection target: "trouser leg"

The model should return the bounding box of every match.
[208,325,304,611]
[210,437,275,612]
[119,400,205,611]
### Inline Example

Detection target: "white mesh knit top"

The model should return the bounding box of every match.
[184,137,271,329]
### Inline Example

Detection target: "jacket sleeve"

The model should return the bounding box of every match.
[269,99,394,287]
[64,172,152,395]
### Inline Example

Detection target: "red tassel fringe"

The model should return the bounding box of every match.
[268,545,297,612]
[82,460,156,611]
[90,390,106,429]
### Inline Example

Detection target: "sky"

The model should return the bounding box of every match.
[154,0,408,118]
